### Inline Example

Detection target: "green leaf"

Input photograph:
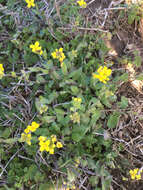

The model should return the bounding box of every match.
[67,169,76,182]
[61,62,68,75]
[41,116,56,123]
[69,68,82,80]
[77,41,88,51]
[81,113,90,124]
[118,96,128,109]
[2,128,11,138]
[72,125,88,142]
[134,54,141,67]
[90,110,101,126]
[29,67,41,72]
[71,86,79,94]
[72,133,83,142]
[136,73,143,80]
[89,98,103,109]
[107,112,120,128]
[54,108,65,115]
[51,70,60,80]
[114,73,129,82]
[0,138,17,144]
[36,75,46,83]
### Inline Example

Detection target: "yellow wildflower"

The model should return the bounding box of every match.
[38,136,47,142]
[71,97,82,110]
[39,141,47,152]
[30,41,43,55]
[73,97,82,103]
[25,0,35,8]
[49,148,54,154]
[25,121,40,133]
[20,133,31,145]
[0,64,4,79]
[74,158,80,167]
[51,135,57,143]
[70,112,80,124]
[49,143,56,154]
[129,168,142,180]
[56,142,63,148]
[24,126,31,134]
[77,0,87,8]
[92,66,112,84]
[51,48,65,63]
[30,121,40,132]
[136,174,141,180]
[39,135,63,154]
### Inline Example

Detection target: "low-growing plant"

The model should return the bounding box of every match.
[1,0,141,189]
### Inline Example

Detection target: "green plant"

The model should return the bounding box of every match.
[0,0,136,189]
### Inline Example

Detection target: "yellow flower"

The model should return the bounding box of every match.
[51,135,57,143]
[0,64,4,72]
[72,97,82,110]
[129,168,142,180]
[24,126,31,134]
[77,0,87,8]
[56,142,63,148]
[25,0,35,8]
[20,133,31,145]
[31,121,40,130]
[30,41,43,55]
[45,140,51,152]
[51,48,65,63]
[73,97,82,103]
[136,174,141,180]
[38,136,47,142]
[70,112,80,124]
[39,141,46,152]
[39,135,63,154]
[74,157,80,167]
[25,122,40,133]
[49,148,54,154]
[48,143,56,154]
[92,66,112,84]
[0,64,4,79]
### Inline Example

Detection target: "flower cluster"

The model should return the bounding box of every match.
[39,135,63,154]
[25,0,35,8]
[92,66,112,84]
[129,168,142,180]
[74,157,80,167]
[30,41,43,55]
[72,97,82,109]
[70,112,80,124]
[0,64,4,79]
[39,105,48,114]
[70,97,82,123]
[20,122,40,145]
[77,0,87,8]
[51,48,65,63]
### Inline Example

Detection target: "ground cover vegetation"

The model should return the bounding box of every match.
[0,0,143,189]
